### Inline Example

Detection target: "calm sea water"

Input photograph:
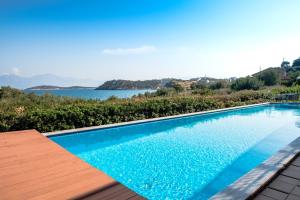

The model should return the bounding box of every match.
[24,89,154,100]
[51,104,300,199]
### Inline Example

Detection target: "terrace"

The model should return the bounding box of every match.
[0,130,143,200]
[1,104,300,200]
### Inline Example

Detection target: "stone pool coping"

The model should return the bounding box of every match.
[43,102,270,137]
[210,137,300,200]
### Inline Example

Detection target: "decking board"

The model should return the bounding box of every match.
[0,130,143,200]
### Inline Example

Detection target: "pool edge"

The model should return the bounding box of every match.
[209,136,300,200]
[43,102,270,137]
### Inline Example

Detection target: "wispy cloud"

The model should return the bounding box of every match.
[176,46,191,52]
[12,67,21,75]
[102,45,157,55]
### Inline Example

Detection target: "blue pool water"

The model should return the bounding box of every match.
[51,104,300,199]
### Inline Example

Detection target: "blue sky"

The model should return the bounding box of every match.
[1,0,300,81]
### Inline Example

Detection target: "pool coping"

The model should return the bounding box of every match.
[43,102,270,137]
[210,137,300,200]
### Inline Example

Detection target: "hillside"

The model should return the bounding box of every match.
[95,77,228,90]
[95,79,174,90]
[252,67,285,79]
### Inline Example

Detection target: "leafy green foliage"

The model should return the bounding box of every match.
[271,85,300,94]
[191,88,213,96]
[258,70,279,86]
[144,88,176,97]
[281,61,290,68]
[190,82,207,90]
[96,79,171,90]
[292,57,300,67]
[281,71,300,86]
[231,77,263,91]
[0,87,272,133]
[209,81,228,90]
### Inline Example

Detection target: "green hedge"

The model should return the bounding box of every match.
[0,87,273,132]
[271,85,300,94]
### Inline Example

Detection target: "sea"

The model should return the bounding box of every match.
[24,88,155,100]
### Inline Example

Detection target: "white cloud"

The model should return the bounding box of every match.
[176,46,191,53]
[12,67,21,75]
[102,45,157,55]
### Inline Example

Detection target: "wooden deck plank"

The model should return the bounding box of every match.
[0,130,143,200]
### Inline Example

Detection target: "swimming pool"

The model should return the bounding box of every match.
[50,103,300,199]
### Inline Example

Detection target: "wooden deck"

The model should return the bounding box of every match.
[0,130,144,200]
[253,154,300,200]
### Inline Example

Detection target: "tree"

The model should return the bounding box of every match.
[231,77,263,91]
[190,82,207,90]
[165,81,184,92]
[296,76,300,85]
[155,88,173,96]
[281,61,290,68]
[292,57,300,68]
[282,71,300,86]
[209,81,228,90]
[258,70,279,86]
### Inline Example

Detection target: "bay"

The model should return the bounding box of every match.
[24,89,155,100]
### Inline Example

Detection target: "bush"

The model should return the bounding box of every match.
[165,81,184,92]
[282,71,300,87]
[258,70,279,86]
[231,77,263,91]
[107,95,119,101]
[271,85,300,94]
[153,88,175,96]
[292,57,300,67]
[191,82,207,90]
[0,87,273,133]
[191,88,213,96]
[209,81,228,90]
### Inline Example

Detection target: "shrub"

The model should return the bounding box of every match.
[209,81,228,90]
[152,88,175,96]
[292,57,300,67]
[191,82,207,90]
[258,70,279,86]
[191,88,213,96]
[0,87,273,133]
[231,77,263,91]
[165,81,185,92]
[271,85,300,94]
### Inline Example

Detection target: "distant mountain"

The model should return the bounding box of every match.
[96,79,175,90]
[0,74,100,89]
[26,85,96,90]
